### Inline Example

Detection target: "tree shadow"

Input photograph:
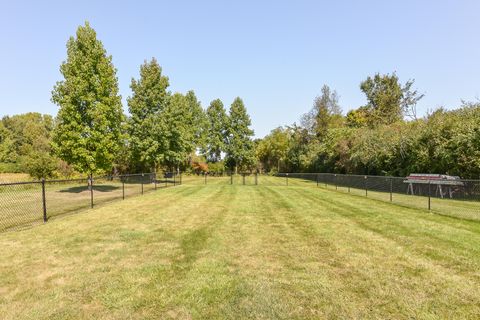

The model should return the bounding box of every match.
[58,185,120,193]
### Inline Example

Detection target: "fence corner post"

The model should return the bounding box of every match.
[286,173,288,186]
[41,178,47,222]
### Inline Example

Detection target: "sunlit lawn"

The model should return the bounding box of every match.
[1,183,480,319]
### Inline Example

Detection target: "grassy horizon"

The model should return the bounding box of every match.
[1,184,479,319]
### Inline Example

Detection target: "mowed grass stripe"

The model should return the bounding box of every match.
[0,185,479,319]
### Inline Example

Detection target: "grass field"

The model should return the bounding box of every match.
[182,175,480,221]
[1,183,479,319]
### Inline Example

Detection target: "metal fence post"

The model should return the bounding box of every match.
[286,173,289,186]
[122,179,125,199]
[89,174,94,208]
[255,172,258,185]
[335,174,337,190]
[428,180,431,210]
[316,174,319,187]
[390,177,393,202]
[41,178,47,222]
[231,173,233,185]
[154,173,157,190]
[243,173,245,185]
[205,173,207,185]
[365,176,368,197]
[173,173,176,186]
[141,173,144,195]
[180,173,182,185]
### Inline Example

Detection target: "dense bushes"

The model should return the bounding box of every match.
[258,103,480,179]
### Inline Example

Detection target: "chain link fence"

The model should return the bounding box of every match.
[180,172,480,221]
[275,173,480,221]
[0,172,180,232]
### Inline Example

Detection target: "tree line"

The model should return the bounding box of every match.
[257,76,480,179]
[0,22,256,179]
[1,22,479,180]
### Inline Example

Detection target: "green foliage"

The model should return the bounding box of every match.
[0,113,53,162]
[301,85,342,139]
[358,73,423,127]
[225,97,255,172]
[160,91,206,169]
[360,72,404,126]
[0,162,21,173]
[346,106,369,128]
[127,58,170,171]
[206,161,226,174]
[255,74,478,179]
[256,127,290,172]
[20,151,57,179]
[51,22,124,174]
[203,99,228,162]
[0,122,15,163]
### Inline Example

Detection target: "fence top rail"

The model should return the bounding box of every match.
[46,177,89,184]
[0,180,42,187]
[277,172,480,182]
[0,172,163,187]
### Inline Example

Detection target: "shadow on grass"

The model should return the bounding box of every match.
[59,185,120,193]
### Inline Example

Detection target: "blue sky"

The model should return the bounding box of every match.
[1,0,479,137]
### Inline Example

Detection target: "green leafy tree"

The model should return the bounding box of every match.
[203,99,228,162]
[256,127,290,173]
[302,85,342,139]
[21,151,57,180]
[346,106,369,128]
[225,97,255,173]
[0,122,16,163]
[51,22,124,174]
[127,58,170,172]
[157,93,195,169]
[184,90,207,154]
[360,72,423,126]
[360,73,404,126]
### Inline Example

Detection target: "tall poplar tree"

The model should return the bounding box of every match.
[127,58,170,171]
[203,99,228,162]
[51,22,124,174]
[161,91,205,170]
[225,97,255,173]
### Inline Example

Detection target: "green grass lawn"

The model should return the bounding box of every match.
[1,184,480,319]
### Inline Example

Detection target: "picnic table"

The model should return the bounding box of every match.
[404,174,464,199]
